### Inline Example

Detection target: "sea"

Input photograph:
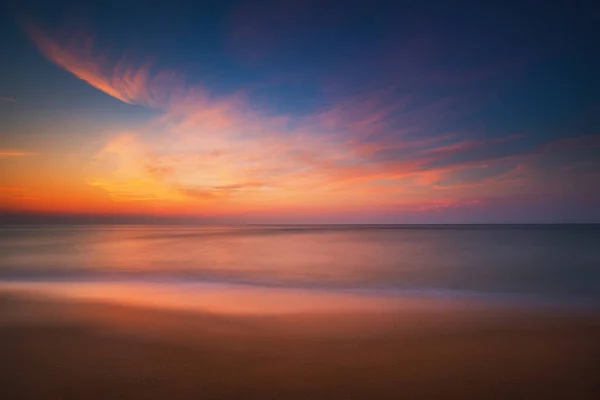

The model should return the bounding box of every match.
[1,224,599,312]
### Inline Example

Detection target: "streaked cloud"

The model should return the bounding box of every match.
[0,150,35,158]
[24,22,182,108]
[0,97,16,103]
[14,16,600,219]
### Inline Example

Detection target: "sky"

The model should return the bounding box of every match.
[0,0,599,224]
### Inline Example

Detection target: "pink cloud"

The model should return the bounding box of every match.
[24,22,182,108]
[20,20,600,217]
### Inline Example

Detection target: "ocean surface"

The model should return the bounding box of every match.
[1,224,599,311]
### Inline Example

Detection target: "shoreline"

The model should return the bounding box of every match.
[2,279,598,315]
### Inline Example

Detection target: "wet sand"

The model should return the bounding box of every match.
[1,294,599,399]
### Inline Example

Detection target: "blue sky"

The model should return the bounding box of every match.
[0,0,599,223]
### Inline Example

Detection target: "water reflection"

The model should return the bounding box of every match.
[1,225,599,303]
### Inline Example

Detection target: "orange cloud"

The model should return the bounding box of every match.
[83,90,527,213]
[20,21,592,219]
[0,150,35,158]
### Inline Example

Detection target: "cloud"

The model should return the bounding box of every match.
[0,150,35,158]
[0,97,16,103]
[85,84,600,213]
[20,20,600,217]
[24,22,182,108]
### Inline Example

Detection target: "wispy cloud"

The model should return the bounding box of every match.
[0,150,35,158]
[24,22,182,108]
[20,20,600,216]
[0,97,16,103]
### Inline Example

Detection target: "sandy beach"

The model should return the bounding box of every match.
[1,293,599,400]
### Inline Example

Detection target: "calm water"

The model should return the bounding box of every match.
[1,225,599,309]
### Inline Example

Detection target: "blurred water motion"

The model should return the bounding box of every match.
[1,225,599,312]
